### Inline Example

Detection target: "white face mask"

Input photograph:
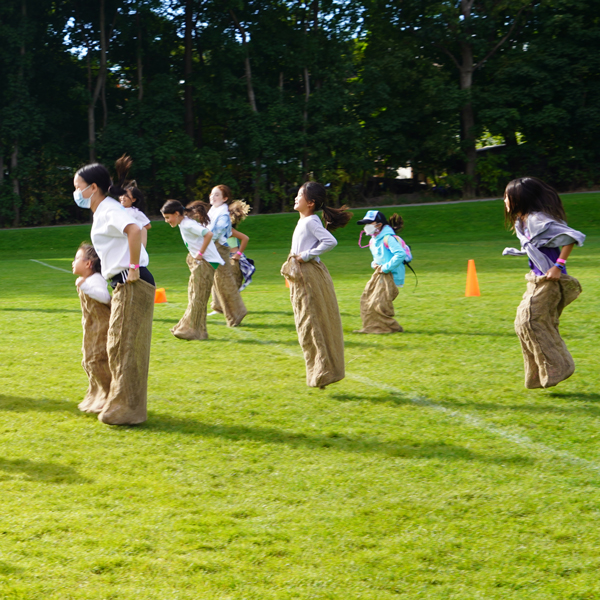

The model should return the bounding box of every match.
[364,223,378,236]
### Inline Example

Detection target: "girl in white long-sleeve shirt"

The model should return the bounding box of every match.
[281,182,352,388]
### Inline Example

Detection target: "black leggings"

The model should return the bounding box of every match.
[110,267,155,289]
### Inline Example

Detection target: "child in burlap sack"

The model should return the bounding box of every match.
[73,159,155,425]
[72,243,111,414]
[161,199,224,340]
[117,167,152,248]
[502,177,586,389]
[206,185,247,327]
[281,182,352,389]
[354,210,408,334]
[210,201,256,316]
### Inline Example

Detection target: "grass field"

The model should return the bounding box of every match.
[1,194,600,599]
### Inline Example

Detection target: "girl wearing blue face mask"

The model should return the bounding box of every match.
[354,210,407,334]
[72,159,155,426]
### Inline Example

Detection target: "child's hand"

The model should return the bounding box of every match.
[296,255,305,264]
[231,253,241,261]
[126,268,140,283]
[545,266,562,280]
[75,276,85,288]
[375,265,383,274]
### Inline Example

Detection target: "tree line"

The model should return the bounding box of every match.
[0,0,598,226]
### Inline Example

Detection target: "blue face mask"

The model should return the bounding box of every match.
[73,184,94,209]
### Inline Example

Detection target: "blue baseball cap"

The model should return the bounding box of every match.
[357,210,385,225]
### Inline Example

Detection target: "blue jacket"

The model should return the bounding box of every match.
[369,224,408,286]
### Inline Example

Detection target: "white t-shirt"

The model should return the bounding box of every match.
[291,214,337,262]
[91,197,150,280]
[179,216,224,265]
[207,204,232,245]
[79,272,111,304]
[124,206,150,227]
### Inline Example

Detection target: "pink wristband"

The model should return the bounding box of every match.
[197,252,203,258]
[236,251,242,256]
[129,264,139,269]
[556,258,566,264]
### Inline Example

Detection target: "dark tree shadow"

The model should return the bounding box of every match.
[141,414,533,465]
[0,458,91,484]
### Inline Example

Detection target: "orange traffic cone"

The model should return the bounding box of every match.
[154,287,167,303]
[465,260,480,297]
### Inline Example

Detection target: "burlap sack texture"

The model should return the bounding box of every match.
[231,258,244,290]
[515,272,582,389]
[209,254,242,313]
[171,254,215,340]
[99,278,155,425]
[356,271,403,334]
[77,290,111,414]
[210,242,247,327]
[281,256,345,388]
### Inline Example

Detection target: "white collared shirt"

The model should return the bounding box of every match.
[91,197,149,280]
[178,217,224,265]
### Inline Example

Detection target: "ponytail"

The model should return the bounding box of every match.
[185,200,210,226]
[388,213,404,232]
[109,154,133,198]
[300,181,353,231]
[229,200,251,227]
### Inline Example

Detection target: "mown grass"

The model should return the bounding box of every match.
[0,194,599,599]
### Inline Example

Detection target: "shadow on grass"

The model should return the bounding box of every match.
[0,457,91,484]
[141,414,533,465]
[405,329,515,338]
[241,322,299,331]
[332,391,600,418]
[0,307,80,314]
[0,561,23,575]
[0,394,77,414]
[548,392,600,402]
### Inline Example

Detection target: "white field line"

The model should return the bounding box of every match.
[30,259,71,274]
[227,327,600,474]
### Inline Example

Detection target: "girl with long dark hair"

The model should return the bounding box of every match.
[502,177,585,388]
[281,181,352,388]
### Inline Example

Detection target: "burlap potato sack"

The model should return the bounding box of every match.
[514,272,582,389]
[99,278,155,425]
[171,254,215,340]
[231,257,244,290]
[210,242,247,327]
[281,256,345,388]
[356,271,403,334]
[78,290,111,414]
